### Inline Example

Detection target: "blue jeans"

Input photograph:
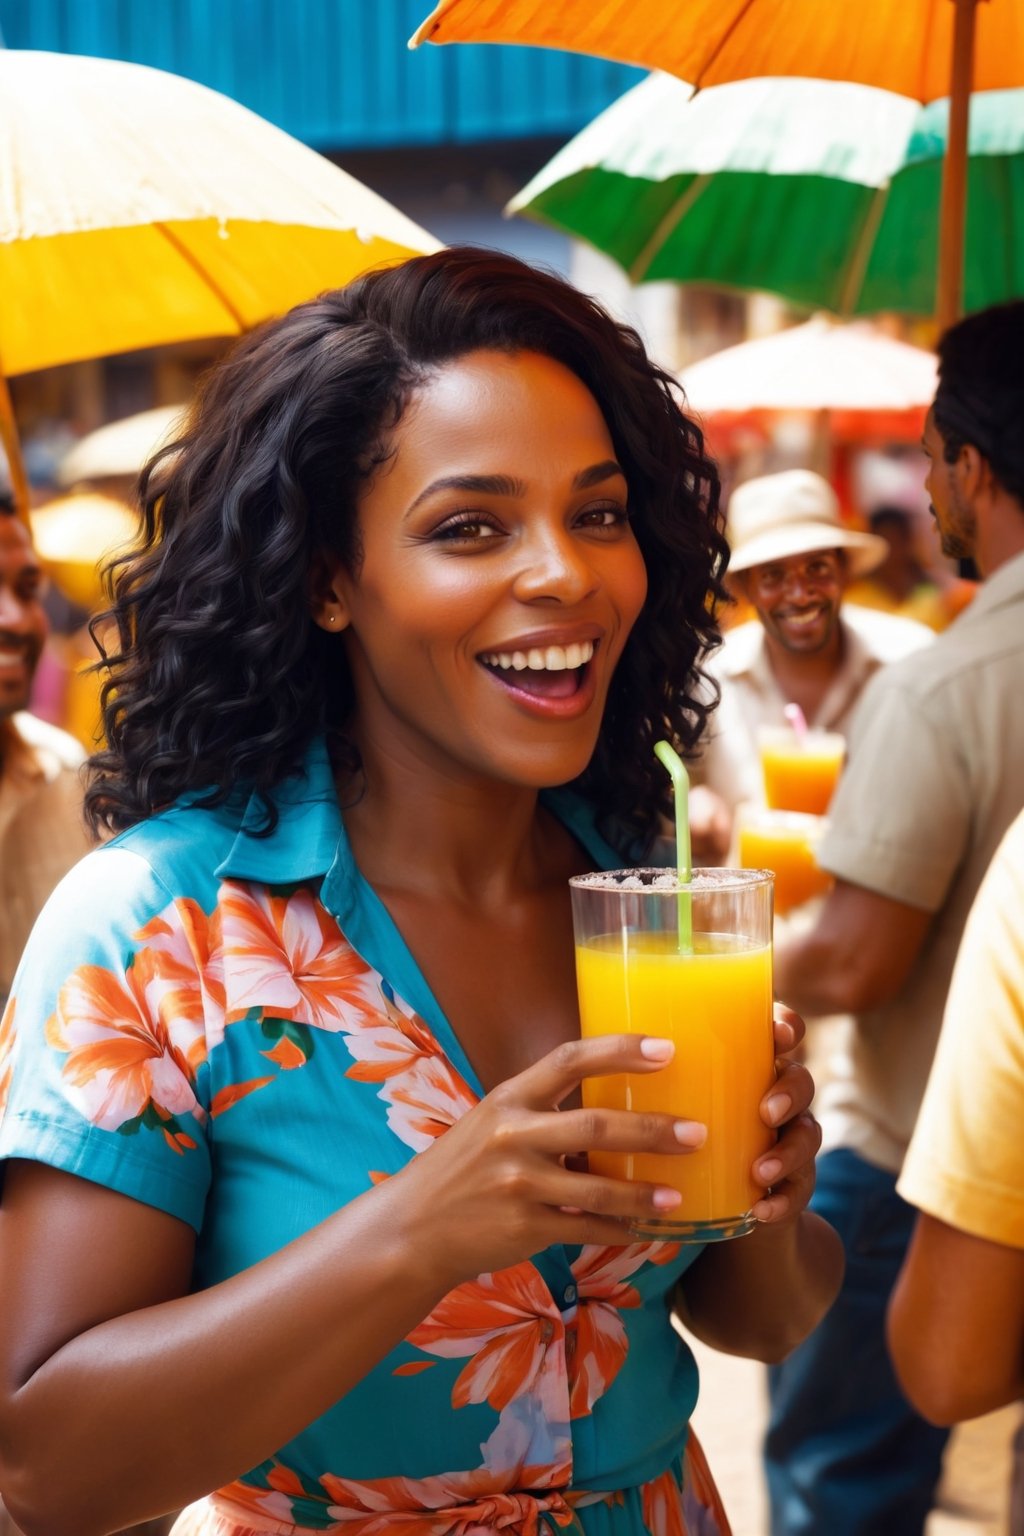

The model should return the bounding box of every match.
[765,1148,949,1536]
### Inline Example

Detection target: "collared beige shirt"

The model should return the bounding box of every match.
[0,711,93,1001]
[817,550,1024,1173]
[696,604,934,811]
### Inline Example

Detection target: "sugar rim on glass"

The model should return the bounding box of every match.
[569,867,773,894]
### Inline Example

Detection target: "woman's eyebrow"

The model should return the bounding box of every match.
[405,460,625,518]
[572,459,625,490]
[405,473,525,516]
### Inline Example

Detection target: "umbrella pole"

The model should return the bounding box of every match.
[936,0,979,333]
[0,369,30,523]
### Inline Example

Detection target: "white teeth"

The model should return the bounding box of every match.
[481,640,595,672]
[0,652,24,665]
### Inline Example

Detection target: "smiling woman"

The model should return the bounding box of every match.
[0,248,842,1536]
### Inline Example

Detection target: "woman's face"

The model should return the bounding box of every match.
[316,348,648,791]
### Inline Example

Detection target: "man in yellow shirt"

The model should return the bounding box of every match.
[890,807,1024,1532]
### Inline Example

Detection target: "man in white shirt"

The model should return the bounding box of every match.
[691,470,931,856]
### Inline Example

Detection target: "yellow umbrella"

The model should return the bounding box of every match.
[412,0,1024,328]
[0,50,441,515]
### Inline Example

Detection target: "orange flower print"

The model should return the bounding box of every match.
[45,948,203,1136]
[0,995,16,1116]
[321,1464,578,1536]
[644,1446,731,1536]
[566,1244,676,1418]
[344,998,476,1152]
[409,1263,565,1415]
[219,883,377,1031]
[642,1467,689,1536]
[135,898,225,1049]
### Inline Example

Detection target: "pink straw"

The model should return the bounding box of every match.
[784,703,809,742]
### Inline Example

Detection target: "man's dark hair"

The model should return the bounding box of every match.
[933,301,1024,505]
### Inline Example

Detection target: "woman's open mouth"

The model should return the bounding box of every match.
[478,639,596,702]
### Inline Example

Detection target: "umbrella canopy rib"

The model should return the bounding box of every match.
[628,174,711,284]
[154,222,249,335]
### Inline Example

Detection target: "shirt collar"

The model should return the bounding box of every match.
[215,737,624,887]
[214,737,344,884]
[954,546,1024,624]
[0,716,46,788]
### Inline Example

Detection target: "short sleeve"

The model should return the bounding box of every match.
[818,671,970,911]
[898,816,1024,1247]
[0,846,215,1232]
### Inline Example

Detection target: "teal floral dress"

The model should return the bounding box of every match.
[0,740,730,1536]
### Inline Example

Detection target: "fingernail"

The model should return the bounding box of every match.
[753,1200,774,1222]
[757,1157,782,1182]
[765,1093,791,1125]
[640,1037,674,1061]
[652,1187,683,1209]
[674,1120,707,1147]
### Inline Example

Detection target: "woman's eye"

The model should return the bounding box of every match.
[433,515,502,542]
[577,502,629,529]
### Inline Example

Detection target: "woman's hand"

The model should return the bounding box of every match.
[749,1005,822,1226]
[395,1034,704,1290]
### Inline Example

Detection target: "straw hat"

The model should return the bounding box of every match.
[726,470,888,578]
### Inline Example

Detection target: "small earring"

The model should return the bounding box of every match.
[328,614,337,626]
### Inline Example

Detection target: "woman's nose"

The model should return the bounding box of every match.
[512,528,599,605]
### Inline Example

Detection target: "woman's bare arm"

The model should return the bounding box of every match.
[0,1034,697,1536]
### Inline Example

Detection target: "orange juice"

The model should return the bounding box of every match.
[760,729,844,815]
[738,814,833,915]
[576,931,775,1238]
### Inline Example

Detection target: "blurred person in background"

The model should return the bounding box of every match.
[889,805,1024,1535]
[689,470,932,862]
[845,503,977,632]
[768,300,1024,1536]
[0,488,92,1009]
[0,488,93,1536]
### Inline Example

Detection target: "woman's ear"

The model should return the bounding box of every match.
[309,551,352,633]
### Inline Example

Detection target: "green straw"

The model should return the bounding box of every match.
[654,739,693,953]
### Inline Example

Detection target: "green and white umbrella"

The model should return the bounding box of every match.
[508,72,1024,318]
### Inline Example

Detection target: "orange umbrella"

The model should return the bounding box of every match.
[412,0,1024,327]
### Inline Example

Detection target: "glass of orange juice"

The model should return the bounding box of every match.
[758,726,845,815]
[570,868,775,1243]
[737,807,833,916]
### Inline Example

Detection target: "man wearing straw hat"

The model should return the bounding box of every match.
[690,468,932,855]
[769,302,1024,1536]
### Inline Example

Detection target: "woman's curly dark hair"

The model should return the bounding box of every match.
[87,246,728,854]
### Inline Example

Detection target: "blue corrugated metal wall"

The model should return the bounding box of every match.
[0,0,642,149]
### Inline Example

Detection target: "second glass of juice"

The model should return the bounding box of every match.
[758,726,845,815]
[571,868,775,1243]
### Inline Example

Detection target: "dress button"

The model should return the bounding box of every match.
[564,1285,577,1305]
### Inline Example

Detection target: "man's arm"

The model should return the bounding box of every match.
[773,877,933,1016]
[887,1215,1024,1423]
